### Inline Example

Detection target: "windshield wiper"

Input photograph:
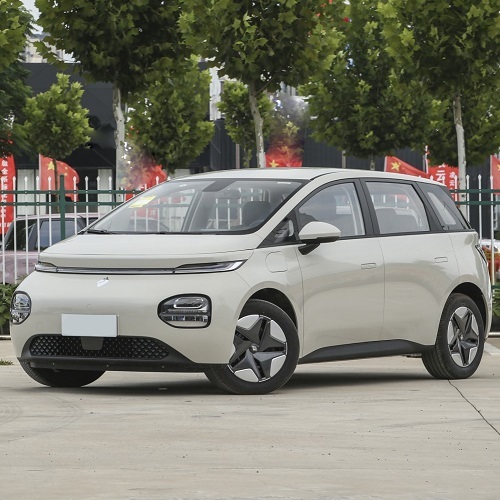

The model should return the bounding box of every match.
[86,229,114,234]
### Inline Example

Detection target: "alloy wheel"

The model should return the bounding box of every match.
[447,306,479,367]
[229,314,288,383]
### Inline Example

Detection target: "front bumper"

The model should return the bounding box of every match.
[11,269,252,365]
[19,334,204,372]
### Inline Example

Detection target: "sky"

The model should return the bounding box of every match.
[22,0,41,32]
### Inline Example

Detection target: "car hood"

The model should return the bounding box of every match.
[37,233,262,269]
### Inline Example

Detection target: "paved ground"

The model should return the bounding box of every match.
[1,337,500,500]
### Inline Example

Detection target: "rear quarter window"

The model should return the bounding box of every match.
[420,184,469,231]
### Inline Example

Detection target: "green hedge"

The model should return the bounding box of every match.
[0,283,17,334]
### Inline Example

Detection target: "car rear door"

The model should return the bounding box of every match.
[363,180,459,346]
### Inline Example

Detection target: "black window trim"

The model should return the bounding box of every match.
[415,182,472,233]
[359,178,442,236]
[258,178,374,249]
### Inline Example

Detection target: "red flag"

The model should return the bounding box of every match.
[39,155,79,201]
[384,156,429,177]
[428,164,458,189]
[491,155,500,191]
[0,155,16,235]
[428,164,458,200]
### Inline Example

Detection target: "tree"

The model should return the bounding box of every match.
[378,0,500,201]
[22,73,92,184]
[0,61,31,157]
[218,81,273,169]
[181,0,346,167]
[35,0,190,185]
[0,1,32,157]
[427,89,500,167]
[127,57,214,177]
[303,0,437,168]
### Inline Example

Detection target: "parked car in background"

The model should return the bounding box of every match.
[10,169,491,394]
[479,238,500,279]
[1,213,98,284]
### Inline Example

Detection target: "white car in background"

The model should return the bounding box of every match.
[10,168,491,394]
[1,213,98,284]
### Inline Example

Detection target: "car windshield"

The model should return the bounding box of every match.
[92,178,304,234]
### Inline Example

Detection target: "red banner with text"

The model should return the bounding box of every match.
[0,155,16,235]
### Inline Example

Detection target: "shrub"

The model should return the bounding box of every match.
[0,283,17,332]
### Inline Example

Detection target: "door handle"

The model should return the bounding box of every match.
[434,257,448,263]
[361,263,377,270]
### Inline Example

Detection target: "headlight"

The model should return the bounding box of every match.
[158,295,211,328]
[10,292,32,325]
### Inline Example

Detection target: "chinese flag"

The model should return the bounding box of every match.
[39,155,79,201]
[491,155,500,191]
[384,156,429,178]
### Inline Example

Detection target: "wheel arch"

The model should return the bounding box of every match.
[248,288,298,328]
[451,282,488,330]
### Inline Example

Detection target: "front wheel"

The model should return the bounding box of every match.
[422,293,484,379]
[205,299,299,394]
[20,362,105,387]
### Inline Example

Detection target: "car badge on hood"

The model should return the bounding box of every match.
[97,277,109,288]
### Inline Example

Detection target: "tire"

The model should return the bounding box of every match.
[205,299,299,395]
[20,362,105,387]
[422,293,484,379]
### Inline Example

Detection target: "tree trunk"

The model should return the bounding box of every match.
[113,86,127,187]
[248,83,266,169]
[369,155,375,171]
[453,92,467,215]
[52,158,59,189]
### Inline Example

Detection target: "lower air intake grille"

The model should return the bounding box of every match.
[29,335,169,360]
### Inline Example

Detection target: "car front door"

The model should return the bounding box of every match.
[295,181,384,356]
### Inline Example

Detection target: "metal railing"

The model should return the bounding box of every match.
[1,175,144,284]
[2,174,500,285]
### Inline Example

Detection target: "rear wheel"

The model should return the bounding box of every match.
[20,362,105,387]
[422,293,484,379]
[205,299,299,394]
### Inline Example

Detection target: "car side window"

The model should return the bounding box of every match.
[367,182,430,234]
[420,184,469,231]
[261,217,297,246]
[297,183,365,237]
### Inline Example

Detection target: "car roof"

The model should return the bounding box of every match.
[179,167,439,184]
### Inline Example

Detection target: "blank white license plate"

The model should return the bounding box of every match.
[62,314,118,337]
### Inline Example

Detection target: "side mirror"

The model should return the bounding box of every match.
[298,221,341,255]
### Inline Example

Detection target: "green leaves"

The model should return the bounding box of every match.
[127,57,214,173]
[22,73,93,161]
[35,0,189,98]
[304,0,436,159]
[218,81,273,168]
[0,0,31,71]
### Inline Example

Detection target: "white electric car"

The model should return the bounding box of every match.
[10,168,491,394]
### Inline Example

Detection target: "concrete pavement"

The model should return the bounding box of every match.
[1,337,500,500]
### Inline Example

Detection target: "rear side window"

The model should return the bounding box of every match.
[420,184,468,231]
[367,182,430,234]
